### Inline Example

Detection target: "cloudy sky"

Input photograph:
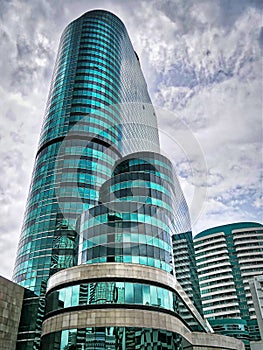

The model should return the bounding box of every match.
[0,0,262,279]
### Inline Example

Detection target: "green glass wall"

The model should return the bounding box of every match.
[77,152,190,274]
[14,9,160,295]
[13,9,199,350]
[41,327,191,350]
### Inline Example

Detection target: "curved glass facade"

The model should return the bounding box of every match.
[45,278,206,334]
[12,9,211,350]
[42,327,190,350]
[77,152,188,274]
[13,9,160,295]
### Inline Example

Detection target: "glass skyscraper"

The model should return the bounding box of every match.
[12,9,244,350]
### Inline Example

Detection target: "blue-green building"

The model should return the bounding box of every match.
[194,222,263,350]
[11,10,244,350]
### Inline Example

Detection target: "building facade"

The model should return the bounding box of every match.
[0,277,24,350]
[172,232,203,317]
[11,9,243,350]
[249,275,263,350]
[194,222,263,349]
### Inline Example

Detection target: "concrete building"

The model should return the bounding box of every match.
[0,276,24,350]
[194,222,263,349]
[249,275,263,350]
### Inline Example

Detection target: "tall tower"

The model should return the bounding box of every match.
[194,222,263,349]
[12,10,244,350]
[13,9,160,294]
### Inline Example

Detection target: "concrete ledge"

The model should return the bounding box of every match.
[47,263,176,292]
[46,263,209,331]
[41,308,244,350]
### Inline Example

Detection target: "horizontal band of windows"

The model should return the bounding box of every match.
[81,25,120,43]
[59,35,81,51]
[48,80,120,106]
[85,14,125,32]
[19,228,72,245]
[38,152,116,171]
[109,172,171,191]
[60,29,81,44]
[104,192,173,211]
[32,155,117,183]
[47,87,119,113]
[67,119,121,137]
[41,128,119,149]
[24,192,100,218]
[83,256,172,273]
[40,122,120,148]
[81,22,122,39]
[83,13,125,29]
[46,87,119,110]
[70,101,118,113]
[84,200,171,220]
[72,91,119,105]
[73,75,120,92]
[27,179,104,202]
[37,134,121,158]
[111,168,174,187]
[79,42,121,63]
[36,139,118,161]
[68,109,120,125]
[97,201,170,219]
[83,17,124,35]
[77,60,119,77]
[114,160,173,179]
[78,49,119,68]
[25,197,92,217]
[75,69,120,87]
[55,54,78,73]
[80,226,171,245]
[56,46,79,66]
[21,210,88,231]
[81,234,171,253]
[46,83,120,114]
[77,51,120,71]
[79,37,121,57]
[15,242,55,262]
[105,183,173,203]
[49,71,122,97]
[40,122,115,141]
[24,193,99,214]
[45,283,177,319]
[78,46,120,65]
[80,31,121,51]
[25,185,100,212]
[81,246,172,264]
[50,67,76,88]
[105,171,173,192]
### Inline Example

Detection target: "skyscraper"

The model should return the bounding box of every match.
[11,9,243,350]
[194,222,263,349]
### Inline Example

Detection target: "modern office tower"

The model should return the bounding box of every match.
[194,222,263,349]
[11,9,243,350]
